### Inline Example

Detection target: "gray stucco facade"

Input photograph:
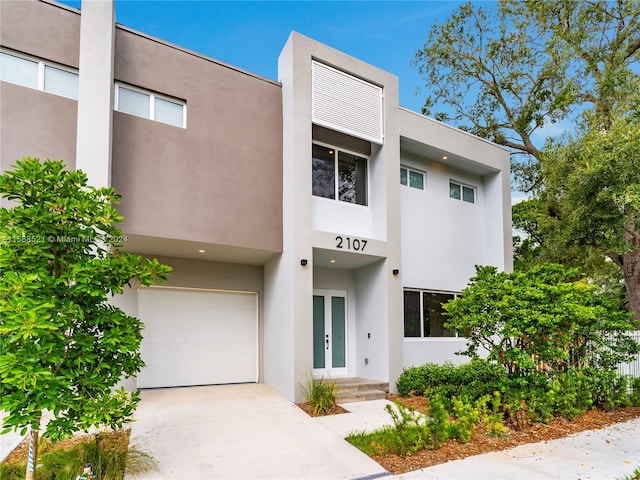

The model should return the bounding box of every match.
[1,0,512,402]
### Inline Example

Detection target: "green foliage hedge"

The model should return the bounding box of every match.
[396,359,507,402]
[397,361,640,425]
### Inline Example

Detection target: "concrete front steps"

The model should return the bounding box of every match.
[332,377,389,403]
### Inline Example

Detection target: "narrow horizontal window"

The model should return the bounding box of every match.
[450,181,475,204]
[1,49,78,100]
[115,83,186,128]
[401,166,425,190]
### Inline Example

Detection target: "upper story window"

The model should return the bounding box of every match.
[449,180,476,204]
[404,290,461,338]
[400,167,425,190]
[0,49,78,100]
[115,83,186,128]
[312,143,368,206]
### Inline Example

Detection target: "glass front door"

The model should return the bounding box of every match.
[313,290,348,377]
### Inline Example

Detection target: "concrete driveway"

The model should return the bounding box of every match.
[127,383,391,480]
[128,384,640,480]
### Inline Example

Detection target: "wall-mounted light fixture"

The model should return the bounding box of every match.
[301,259,308,266]
[392,269,399,276]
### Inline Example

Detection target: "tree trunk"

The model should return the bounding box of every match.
[623,249,640,322]
[25,429,39,480]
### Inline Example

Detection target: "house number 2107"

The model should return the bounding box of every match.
[336,236,367,252]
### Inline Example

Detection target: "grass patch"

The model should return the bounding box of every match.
[0,429,156,480]
[347,426,405,456]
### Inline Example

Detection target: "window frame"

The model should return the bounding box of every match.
[114,82,187,128]
[312,141,370,207]
[449,180,476,204]
[403,288,462,339]
[0,48,79,100]
[400,166,425,190]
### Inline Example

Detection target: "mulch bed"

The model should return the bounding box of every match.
[297,402,350,416]
[376,394,640,474]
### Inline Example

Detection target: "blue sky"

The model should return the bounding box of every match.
[57,0,465,114]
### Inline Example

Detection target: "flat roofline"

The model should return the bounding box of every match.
[45,0,281,88]
[115,24,282,88]
[42,0,80,14]
[398,106,510,153]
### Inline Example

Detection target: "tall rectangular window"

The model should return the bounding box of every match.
[338,151,367,205]
[312,143,368,206]
[462,186,475,203]
[403,289,460,338]
[312,144,336,200]
[403,291,421,337]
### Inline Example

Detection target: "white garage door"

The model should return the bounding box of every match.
[137,287,258,388]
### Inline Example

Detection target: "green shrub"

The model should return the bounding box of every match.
[396,360,507,407]
[299,374,337,416]
[630,377,640,406]
[590,370,632,410]
[385,402,431,456]
[481,392,509,437]
[547,371,593,419]
[424,395,451,449]
[449,396,481,443]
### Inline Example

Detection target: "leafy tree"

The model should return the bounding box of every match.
[443,264,639,377]
[0,158,171,478]
[415,0,640,317]
[538,100,640,316]
[415,0,640,165]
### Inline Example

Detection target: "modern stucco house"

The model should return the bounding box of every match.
[0,0,513,402]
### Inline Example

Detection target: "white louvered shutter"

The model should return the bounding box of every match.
[312,61,384,144]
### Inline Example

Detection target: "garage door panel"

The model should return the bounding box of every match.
[137,288,258,388]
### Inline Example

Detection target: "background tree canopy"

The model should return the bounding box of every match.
[414,0,640,318]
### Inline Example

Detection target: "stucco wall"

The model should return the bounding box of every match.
[0,1,80,69]
[400,152,488,292]
[0,1,80,172]
[111,27,283,253]
[0,84,78,171]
